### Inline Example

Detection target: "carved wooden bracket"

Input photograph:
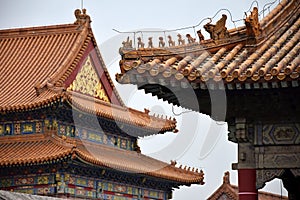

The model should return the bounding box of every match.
[256,169,284,189]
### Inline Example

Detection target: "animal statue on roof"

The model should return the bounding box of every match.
[204,14,230,40]
[186,34,196,43]
[74,8,91,26]
[167,35,175,46]
[223,171,230,184]
[122,36,133,49]
[137,37,145,48]
[197,30,205,42]
[177,34,185,45]
[170,160,177,166]
[244,7,261,38]
[158,37,166,47]
[148,37,153,48]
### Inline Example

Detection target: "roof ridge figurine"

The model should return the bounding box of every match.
[204,14,230,41]
[245,7,262,39]
[74,8,91,27]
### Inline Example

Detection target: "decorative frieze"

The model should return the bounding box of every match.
[59,173,166,200]
[256,145,300,169]
[0,174,56,195]
[230,121,300,145]
[67,55,109,102]
[232,119,300,190]
[260,123,300,145]
[0,120,44,136]
[0,172,166,199]
[0,119,136,151]
[58,122,135,151]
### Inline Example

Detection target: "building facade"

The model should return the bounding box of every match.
[0,9,204,199]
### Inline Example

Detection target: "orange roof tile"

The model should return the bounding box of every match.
[0,132,204,185]
[69,91,177,135]
[117,0,300,89]
[0,23,86,109]
[0,132,74,166]
[0,9,176,133]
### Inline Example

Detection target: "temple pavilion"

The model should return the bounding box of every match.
[116,0,300,199]
[0,9,204,199]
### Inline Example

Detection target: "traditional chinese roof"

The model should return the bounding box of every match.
[117,0,299,91]
[207,171,288,200]
[0,9,176,133]
[0,131,204,185]
[70,91,176,134]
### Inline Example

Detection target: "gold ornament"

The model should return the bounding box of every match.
[68,56,109,102]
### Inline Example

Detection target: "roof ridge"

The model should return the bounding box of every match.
[49,25,90,86]
[52,9,93,86]
[0,23,79,36]
[29,9,93,91]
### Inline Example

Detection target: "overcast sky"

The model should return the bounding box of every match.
[0,0,288,199]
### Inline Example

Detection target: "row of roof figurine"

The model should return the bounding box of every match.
[121,13,233,49]
[122,30,205,49]
[121,8,262,50]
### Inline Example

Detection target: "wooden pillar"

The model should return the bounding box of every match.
[230,118,258,200]
[238,169,258,200]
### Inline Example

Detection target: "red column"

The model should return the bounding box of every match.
[238,169,258,200]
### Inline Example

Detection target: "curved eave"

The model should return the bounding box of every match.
[66,91,177,134]
[0,89,66,113]
[0,134,204,186]
[0,132,74,167]
[116,0,300,89]
[72,139,204,185]
[0,89,177,134]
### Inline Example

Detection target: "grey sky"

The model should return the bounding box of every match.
[0,0,287,199]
